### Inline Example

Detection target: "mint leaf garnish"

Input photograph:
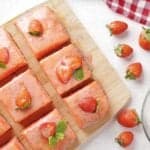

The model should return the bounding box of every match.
[73,67,84,80]
[48,136,57,146]
[56,120,67,133]
[48,120,67,147]
[56,132,65,140]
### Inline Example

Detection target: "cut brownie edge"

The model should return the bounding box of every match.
[0,65,28,87]
[36,40,70,60]
[0,128,13,147]
[61,78,94,97]
[20,101,54,127]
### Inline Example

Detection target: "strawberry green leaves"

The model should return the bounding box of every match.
[114,45,122,57]
[48,120,67,147]
[143,27,150,41]
[0,62,6,69]
[0,47,9,69]
[15,84,32,110]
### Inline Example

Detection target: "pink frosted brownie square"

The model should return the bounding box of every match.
[15,6,69,59]
[1,137,24,150]
[0,70,53,126]
[64,81,109,128]
[41,44,92,96]
[0,28,26,82]
[21,109,76,150]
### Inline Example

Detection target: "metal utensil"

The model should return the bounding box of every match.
[142,90,150,141]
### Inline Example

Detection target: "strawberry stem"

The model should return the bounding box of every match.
[114,45,122,57]
[106,24,112,36]
[137,116,142,124]
[125,71,135,80]
[115,137,124,147]
[142,27,150,41]
[133,109,142,124]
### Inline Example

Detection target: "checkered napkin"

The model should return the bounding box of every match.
[105,0,150,26]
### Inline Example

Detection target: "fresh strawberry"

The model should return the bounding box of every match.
[28,19,43,36]
[62,56,82,70]
[139,27,150,51]
[114,44,133,57]
[125,62,142,79]
[16,84,32,110]
[117,109,141,128]
[0,47,9,64]
[79,97,97,113]
[40,122,56,139]
[106,21,128,35]
[56,64,73,83]
[116,131,134,147]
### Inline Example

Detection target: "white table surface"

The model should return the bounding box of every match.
[0,0,150,149]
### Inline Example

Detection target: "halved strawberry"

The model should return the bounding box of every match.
[0,47,9,64]
[28,19,43,36]
[79,97,97,113]
[115,44,133,57]
[62,56,82,70]
[56,64,73,83]
[16,83,32,110]
[40,122,56,139]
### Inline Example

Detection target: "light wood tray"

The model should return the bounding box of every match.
[0,0,131,149]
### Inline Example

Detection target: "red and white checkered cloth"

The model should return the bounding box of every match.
[105,0,150,26]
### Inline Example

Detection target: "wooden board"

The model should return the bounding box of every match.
[0,0,131,149]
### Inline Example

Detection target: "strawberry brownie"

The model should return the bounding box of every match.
[1,137,25,150]
[0,115,12,146]
[64,81,110,129]
[41,44,92,96]
[0,28,26,82]
[0,70,53,126]
[21,109,77,150]
[15,6,69,59]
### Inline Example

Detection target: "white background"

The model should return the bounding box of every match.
[0,0,150,149]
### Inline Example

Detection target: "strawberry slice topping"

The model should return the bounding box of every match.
[56,56,82,84]
[40,122,56,138]
[56,64,73,84]
[28,19,43,36]
[62,56,82,70]
[15,83,32,110]
[0,47,9,64]
[79,97,97,113]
